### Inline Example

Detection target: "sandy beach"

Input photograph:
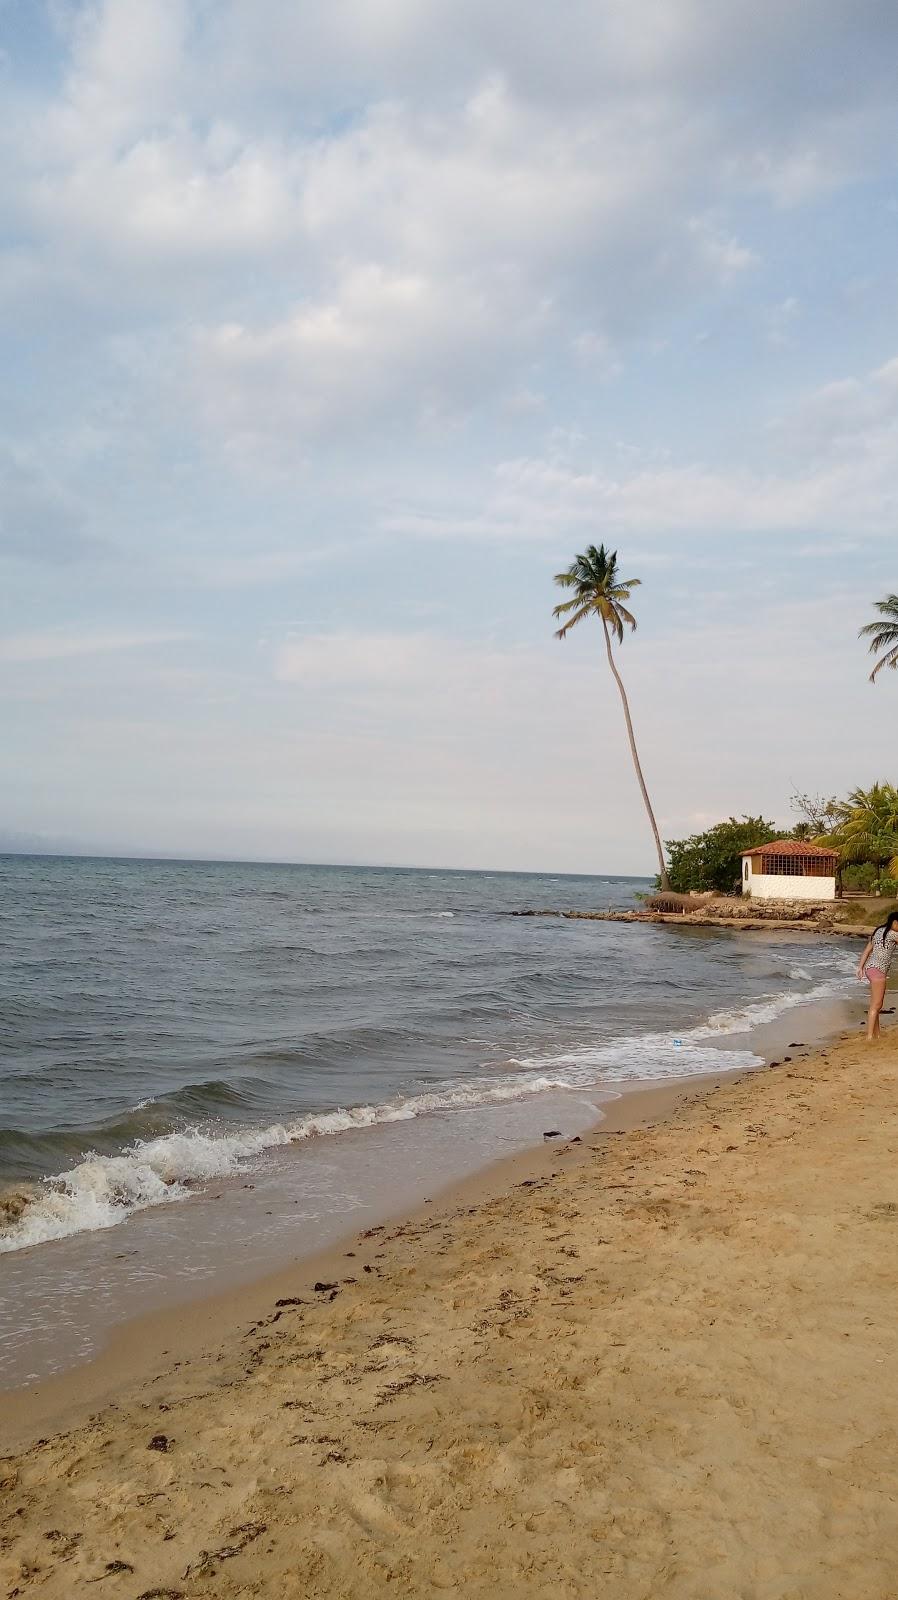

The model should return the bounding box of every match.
[3,1023,898,1598]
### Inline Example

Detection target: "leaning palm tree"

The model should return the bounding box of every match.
[553,544,671,891]
[860,595,898,680]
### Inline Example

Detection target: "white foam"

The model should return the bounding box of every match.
[0,961,855,1255]
[695,968,854,1038]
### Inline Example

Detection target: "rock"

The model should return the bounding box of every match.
[147,1434,171,1452]
[543,1130,562,1139]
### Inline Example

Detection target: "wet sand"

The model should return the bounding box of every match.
[4,1013,898,1596]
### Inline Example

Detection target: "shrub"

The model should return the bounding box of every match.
[663,816,780,894]
[645,893,697,913]
[842,862,879,892]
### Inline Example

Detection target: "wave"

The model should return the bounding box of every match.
[0,966,854,1256]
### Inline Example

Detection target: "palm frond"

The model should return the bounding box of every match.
[858,621,898,640]
[601,604,624,643]
[551,545,640,645]
[860,627,898,650]
[554,603,593,639]
[870,645,898,682]
[860,596,898,681]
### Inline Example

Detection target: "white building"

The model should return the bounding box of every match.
[741,840,839,901]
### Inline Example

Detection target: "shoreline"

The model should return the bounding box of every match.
[512,907,876,934]
[0,988,857,1426]
[0,1070,745,1449]
[0,987,857,1449]
[3,1017,897,1596]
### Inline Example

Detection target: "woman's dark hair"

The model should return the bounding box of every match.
[874,910,898,939]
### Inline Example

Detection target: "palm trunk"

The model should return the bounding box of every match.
[601,616,671,891]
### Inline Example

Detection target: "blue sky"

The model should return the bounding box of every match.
[2,0,898,872]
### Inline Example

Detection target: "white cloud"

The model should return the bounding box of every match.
[0,2,831,440]
[192,261,540,440]
[381,351,898,541]
[3,0,898,867]
[275,631,433,689]
[0,629,187,664]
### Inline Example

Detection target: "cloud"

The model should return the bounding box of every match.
[192,261,540,441]
[0,447,103,564]
[273,631,522,723]
[380,351,898,542]
[6,0,873,444]
[3,1,898,868]
[0,629,188,664]
[276,631,433,689]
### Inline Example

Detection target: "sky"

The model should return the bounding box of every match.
[2,0,898,874]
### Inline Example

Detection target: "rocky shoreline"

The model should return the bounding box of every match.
[511,901,875,936]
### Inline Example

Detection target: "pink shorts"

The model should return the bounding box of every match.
[866,965,887,983]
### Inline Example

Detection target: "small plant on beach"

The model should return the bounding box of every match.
[860,595,898,680]
[553,544,670,890]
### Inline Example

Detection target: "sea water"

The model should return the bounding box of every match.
[0,855,858,1383]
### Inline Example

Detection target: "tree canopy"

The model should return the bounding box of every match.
[821,783,898,878]
[664,816,781,893]
[859,596,898,681]
[552,544,640,641]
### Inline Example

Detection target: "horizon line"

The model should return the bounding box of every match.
[0,848,655,880]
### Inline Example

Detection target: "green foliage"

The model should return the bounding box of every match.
[663,816,781,894]
[552,545,639,641]
[859,595,898,681]
[823,782,898,877]
[841,864,898,895]
[841,862,880,892]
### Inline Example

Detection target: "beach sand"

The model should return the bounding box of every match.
[3,1024,898,1598]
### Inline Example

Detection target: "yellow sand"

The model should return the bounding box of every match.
[3,1030,898,1598]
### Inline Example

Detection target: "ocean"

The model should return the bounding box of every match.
[0,854,858,1384]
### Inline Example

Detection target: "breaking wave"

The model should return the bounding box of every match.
[0,962,854,1255]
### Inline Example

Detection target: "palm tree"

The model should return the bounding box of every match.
[553,544,671,891]
[859,595,898,680]
[822,782,898,881]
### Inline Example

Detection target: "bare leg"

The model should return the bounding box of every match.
[867,973,887,1040]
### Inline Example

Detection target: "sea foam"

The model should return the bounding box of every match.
[0,965,854,1255]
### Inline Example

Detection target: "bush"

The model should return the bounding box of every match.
[663,816,780,894]
[843,865,898,896]
[842,862,879,892]
[645,893,698,913]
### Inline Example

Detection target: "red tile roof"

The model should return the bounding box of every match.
[742,839,839,859]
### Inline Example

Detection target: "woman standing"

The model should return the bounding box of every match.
[857,911,898,1040]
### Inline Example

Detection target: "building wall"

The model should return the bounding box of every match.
[745,869,836,901]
